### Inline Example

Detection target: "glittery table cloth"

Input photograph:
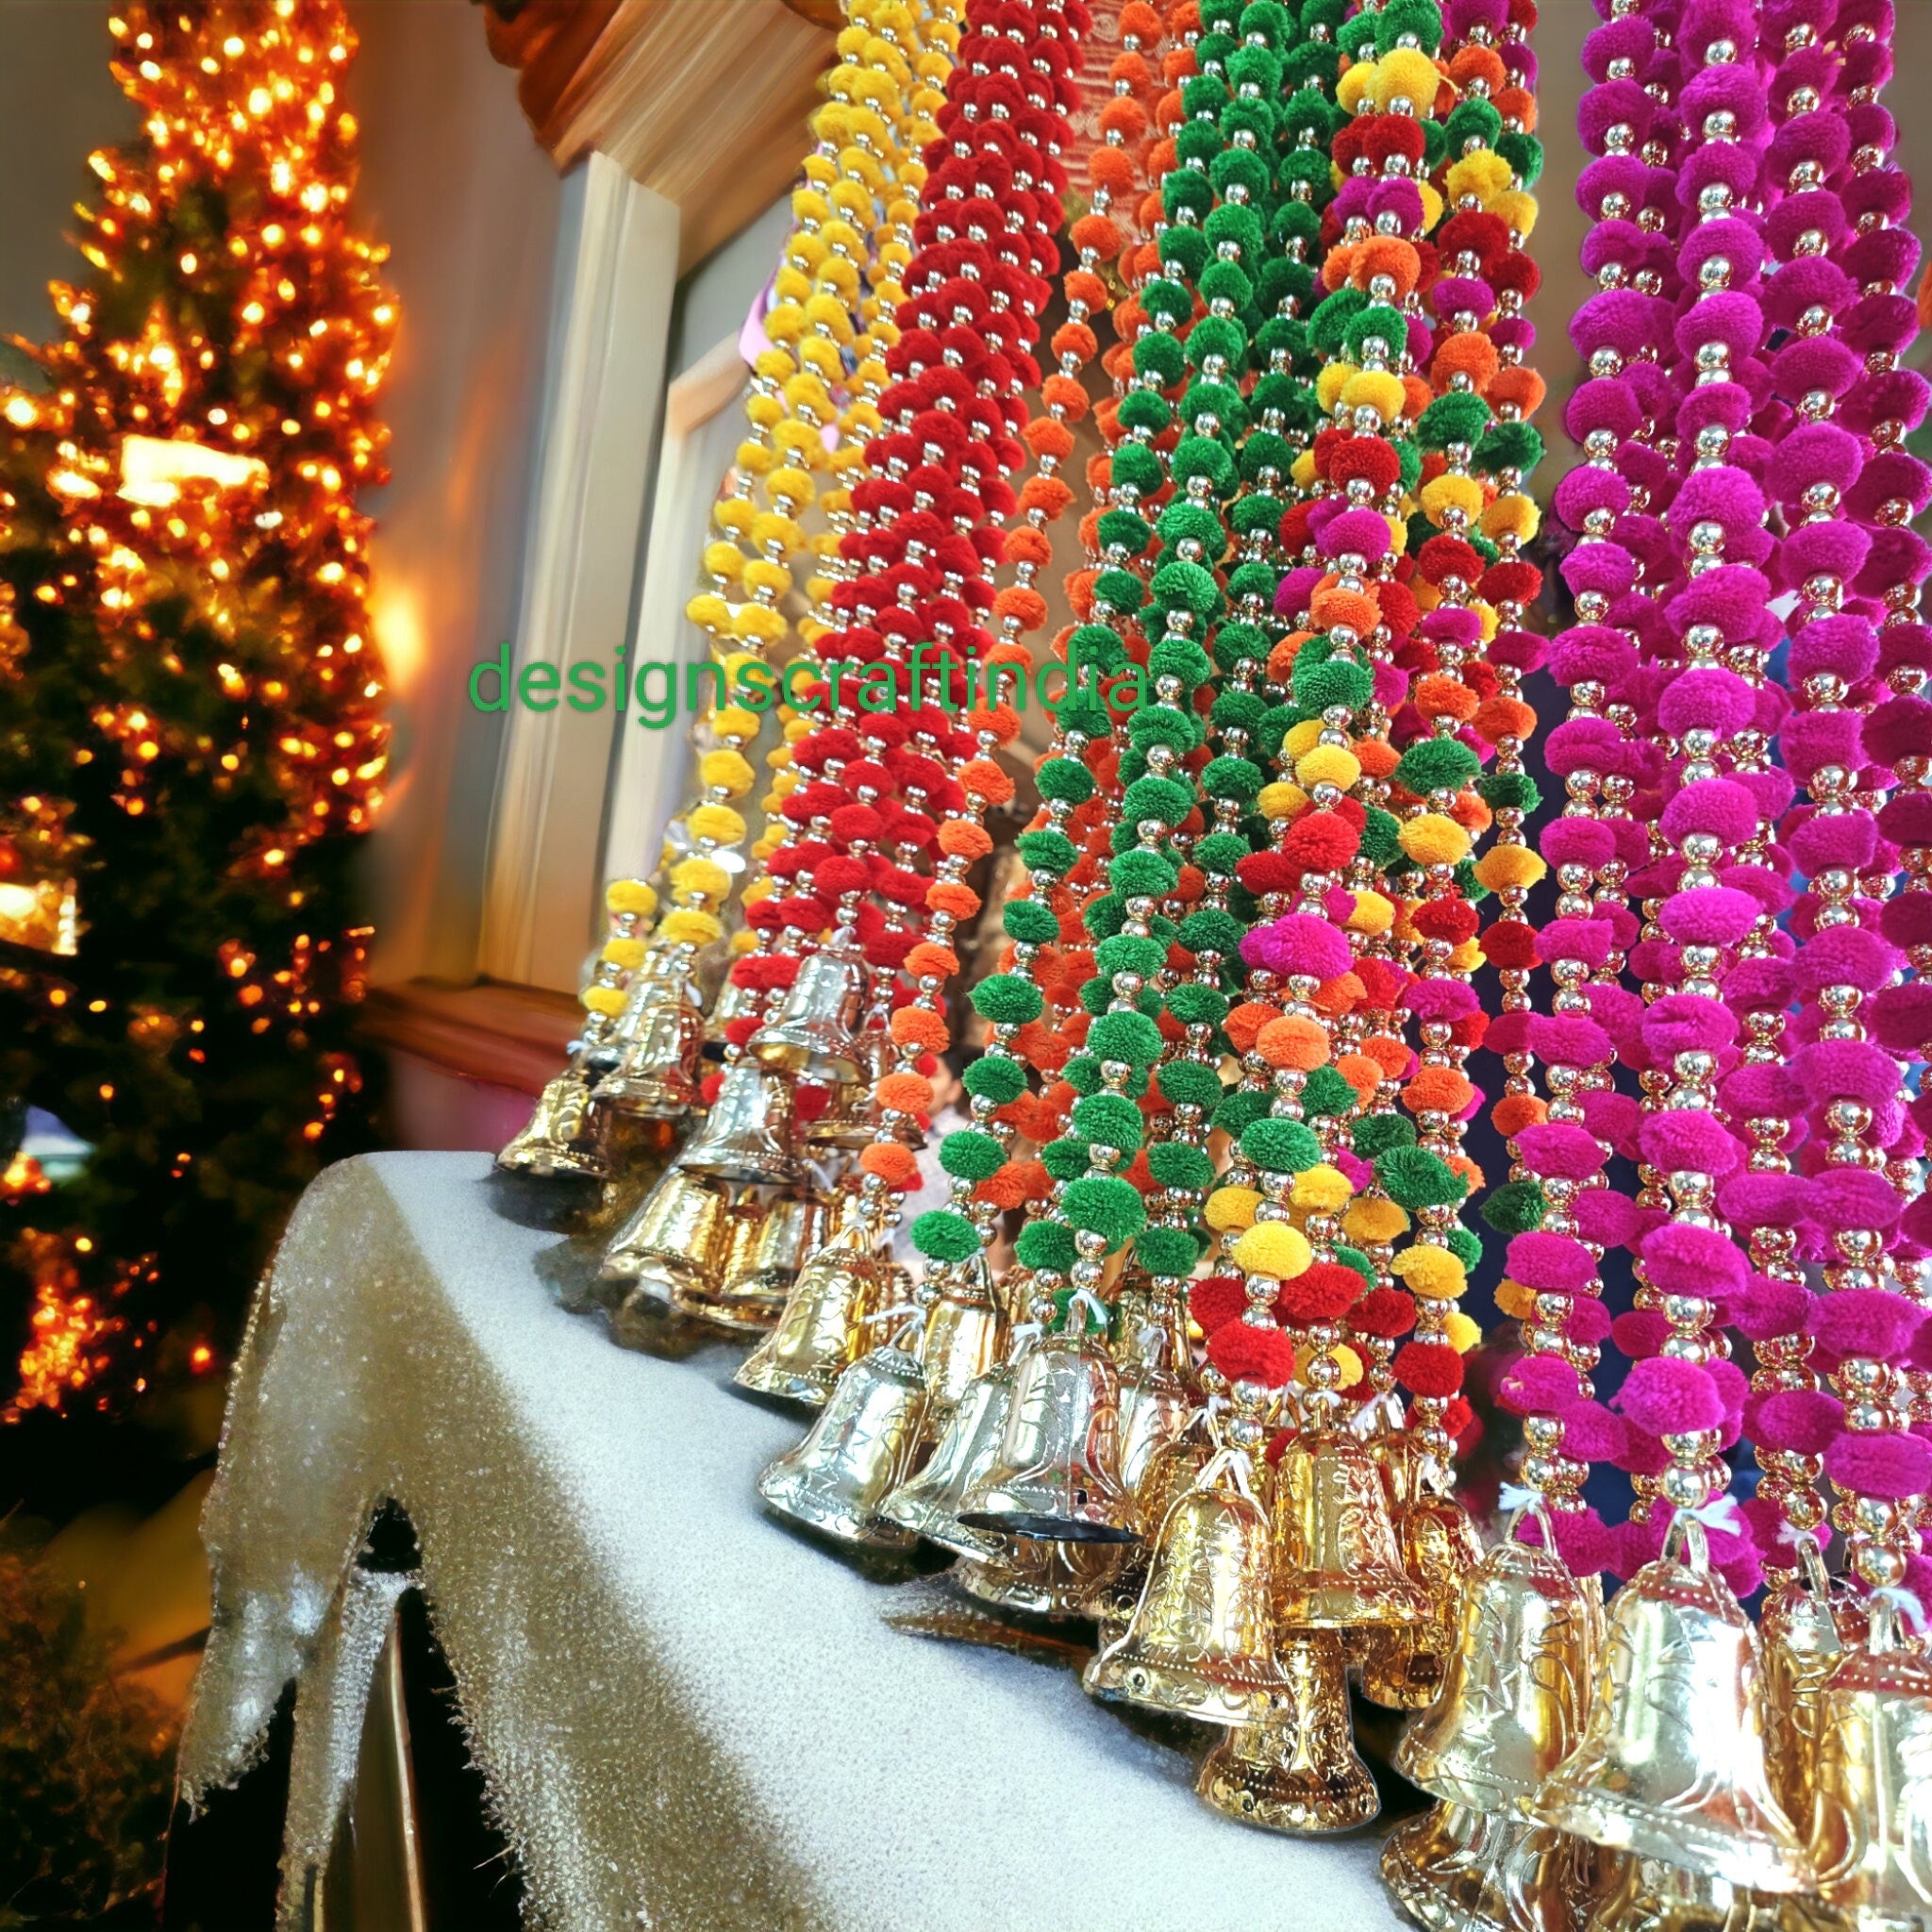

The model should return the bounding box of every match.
[179,1151,1407,1932]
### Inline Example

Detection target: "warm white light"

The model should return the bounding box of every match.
[117,433,269,506]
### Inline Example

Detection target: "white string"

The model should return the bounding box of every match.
[1689,1496,1744,1534]
[1007,1320,1043,1357]
[1497,1482,1541,1513]
[1871,1585,1928,1633]
[1065,1287,1110,1338]
[860,1300,927,1343]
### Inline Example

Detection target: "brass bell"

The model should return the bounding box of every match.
[1583,1854,1787,1932]
[1196,1631,1381,1834]
[1118,1359,1193,1496]
[915,1253,1004,1424]
[1534,1516,1814,1895]
[497,1068,611,1179]
[746,934,867,1084]
[1398,1502,1594,1815]
[1272,1424,1430,1630]
[1084,1447,1291,1726]
[677,1059,800,1186]
[1807,1594,1932,1925]
[1360,1454,1485,1711]
[1088,1425,1211,1644]
[1382,1802,1599,1932]
[682,1192,824,1332]
[596,1164,729,1305]
[592,958,705,1118]
[734,1193,880,1405]
[878,1365,1013,1559]
[755,1343,927,1548]
[1760,1541,1849,1831]
[954,1536,1122,1621]
[957,1336,1139,1543]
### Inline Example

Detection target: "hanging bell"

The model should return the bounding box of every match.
[591,958,706,1118]
[1397,1502,1594,1816]
[676,1059,800,1187]
[1806,1594,1932,1926]
[755,1343,927,1548]
[1582,1854,1787,1932]
[1084,1448,1291,1726]
[956,1336,1140,1543]
[596,1164,729,1305]
[1759,1541,1851,1837]
[497,1068,611,1179]
[915,1252,1005,1425]
[1382,1803,1599,1932]
[1117,1358,1194,1497]
[681,1191,824,1332]
[1533,1516,1814,1895]
[1088,1425,1211,1645]
[1360,1453,1485,1711]
[1272,1424,1430,1630]
[1196,1631,1381,1834]
[734,1194,880,1405]
[955,1536,1123,1622]
[746,934,868,1085]
[877,1364,1013,1559]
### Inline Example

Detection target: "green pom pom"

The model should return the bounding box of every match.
[1309,288,1369,357]
[1186,316,1248,375]
[1015,1220,1077,1273]
[1130,331,1187,390]
[1454,858,1489,905]
[1395,738,1481,796]
[1353,1113,1418,1158]
[1359,807,1404,868]
[962,1057,1027,1106]
[1294,658,1373,714]
[939,1130,1006,1182]
[1160,168,1214,225]
[911,1210,981,1263]
[1211,690,1266,732]
[1178,908,1246,958]
[1015,829,1076,876]
[1445,1224,1483,1272]
[1375,1147,1467,1209]
[1147,638,1215,688]
[1201,756,1263,804]
[1097,934,1167,982]
[1073,1093,1143,1153]
[1041,1138,1091,1181]
[1121,776,1194,829]
[1215,1089,1271,1136]
[1062,1054,1101,1096]
[1003,899,1060,946]
[1109,849,1179,899]
[1096,508,1154,558]
[1091,570,1147,616]
[1343,304,1408,363]
[1114,389,1170,437]
[970,974,1043,1026]
[1192,832,1252,876]
[1156,499,1227,557]
[1172,436,1238,500]
[1417,391,1492,453]
[1047,1285,1114,1338]
[1496,130,1542,188]
[1223,42,1281,98]
[1158,1062,1225,1112]
[1135,1226,1204,1276]
[1479,1177,1548,1237]
[1089,1009,1164,1068]
[1475,772,1540,812]
[1477,421,1543,476]
[1301,1065,1357,1120]
[1083,893,1125,941]
[1063,1175,1148,1246]
[1444,100,1503,153]
[1147,1142,1216,1191]
[1241,1116,1324,1174]
[1126,706,1200,754]
[1110,441,1167,500]
[1166,982,1229,1026]
[1334,1245,1376,1290]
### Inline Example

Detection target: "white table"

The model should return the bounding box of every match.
[181,1152,1407,1932]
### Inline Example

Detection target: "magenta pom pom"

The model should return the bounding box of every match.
[1752,1390,1844,1457]
[1719,864,1795,917]
[1245,914,1353,982]
[1485,1010,1532,1058]
[1557,1400,1626,1463]
[1808,1170,1906,1235]
[1574,1187,1639,1249]
[1656,669,1757,740]
[1726,957,1794,1011]
[1498,1355,1586,1418]
[1667,464,1766,541]
[1539,918,1614,969]
[1789,812,1879,875]
[1788,615,1879,683]
[1641,1222,1749,1299]
[1880,791,1932,847]
[1661,779,1759,847]
[1407,977,1479,1023]
[1320,508,1392,565]
[1545,717,1627,777]
[1782,521,1874,591]
[1640,994,1737,1058]
[1516,1122,1607,1183]
[1566,1295,1613,1346]
[1792,925,1901,998]
[1864,696,1932,771]
[1783,709,1869,781]
[1559,545,1635,599]
[1811,1290,1924,1366]
[1507,1232,1597,1294]
[1872,983,1932,1057]
[1578,1086,1641,1149]
[1658,887,1762,947]
[1610,1309,1669,1359]
[1618,1357,1724,1435]
[1637,1109,1742,1179]
[1729,1276,1816,1343]
[1793,1040,1905,1109]
[1824,1432,1932,1501]
[1527,1014,1615,1069]
[1720,1062,1799,1118]
[1734,767,1796,824]
[1768,423,1862,506]
[1707,1357,1748,1424]
[1719,1173,1812,1232]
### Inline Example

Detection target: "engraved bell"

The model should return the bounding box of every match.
[755,1343,927,1548]
[954,1535,1122,1621]
[1584,1854,1788,1932]
[595,1164,729,1305]
[1533,1516,1814,1894]
[1084,1447,1292,1726]
[1360,1453,1485,1712]
[675,1058,800,1187]
[956,1335,1139,1544]
[1196,1631,1381,1834]
[915,1252,1005,1425]
[681,1191,824,1332]
[1272,1424,1430,1630]
[1118,1359,1194,1497]
[592,958,705,1118]
[1397,1503,1594,1815]
[1807,1594,1932,1924]
[734,1192,880,1405]
[878,1364,1012,1559]
[497,1068,611,1179]
[746,934,867,1085]
[1760,1541,1850,1830]
[1382,1802,1601,1932]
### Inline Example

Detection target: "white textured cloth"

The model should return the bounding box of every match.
[181,1151,1406,1932]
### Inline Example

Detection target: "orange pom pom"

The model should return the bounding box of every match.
[1018,475,1074,521]
[1354,736,1399,779]
[1490,1093,1548,1138]
[859,1141,920,1186]
[1041,374,1091,422]
[937,820,993,862]
[959,758,1015,806]
[1474,696,1537,745]
[1003,525,1054,571]
[967,702,1022,744]
[1321,242,1357,292]
[1446,1152,1484,1191]
[1487,367,1547,418]
[1414,674,1481,722]
[1432,331,1500,394]
[1362,1033,1411,1078]
[992,587,1049,633]
[891,1007,951,1053]
[1256,1015,1331,1071]
[1401,373,1436,422]
[1224,1001,1280,1054]
[1087,144,1139,196]
[1337,1053,1385,1100]
[1450,791,1492,835]
[1312,971,1365,1016]
[905,941,960,981]
[1023,417,1076,462]
[1063,270,1110,316]
[1447,44,1507,92]
[1051,321,1099,366]
[926,880,981,919]
[876,1072,935,1114]
[1068,216,1121,264]
[1494,86,1537,133]
[1310,586,1379,637]
[1354,238,1421,300]
[1404,1065,1474,1116]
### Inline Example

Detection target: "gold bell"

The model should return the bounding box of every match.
[1117,1359,1193,1497]
[1583,1855,1787,1932]
[1088,1425,1212,1644]
[1359,1457,1484,1711]
[592,959,705,1118]
[1807,1594,1932,1926]
[497,1069,611,1179]
[1382,1803,1599,1932]
[734,1193,880,1405]
[1196,1631,1380,1834]
[954,1536,1121,1621]
[596,1164,729,1305]
[957,1336,1139,1544]
[755,1344,927,1548]
[677,1059,800,1187]
[915,1255,1005,1424]
[1397,1502,1594,1816]
[1272,1424,1430,1630]
[746,934,867,1084]
[1759,1541,1850,1834]
[682,1192,824,1332]
[878,1364,1013,1558]
[1534,1515,1814,1895]
[1084,1447,1291,1725]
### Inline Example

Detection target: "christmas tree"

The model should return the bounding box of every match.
[0,0,393,1414]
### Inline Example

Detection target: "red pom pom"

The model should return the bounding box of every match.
[1277,1262,1363,1324]
[1283,812,1359,872]
[1189,1274,1246,1336]
[1350,1286,1417,1339]
[1237,850,1298,894]
[1208,1322,1298,1387]
[1482,920,1540,969]
[1441,1395,1476,1441]
[1394,1340,1465,1396]
[1413,900,1479,943]
[1418,535,1484,587]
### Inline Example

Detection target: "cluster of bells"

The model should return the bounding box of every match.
[500,944,1932,1932]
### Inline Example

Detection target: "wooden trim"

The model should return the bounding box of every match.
[357,979,578,1097]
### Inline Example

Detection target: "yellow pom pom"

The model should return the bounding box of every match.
[698,749,756,798]
[1481,494,1540,544]
[1376,48,1441,110]
[1336,60,1379,113]
[741,558,791,599]
[1393,1245,1467,1301]
[1291,1165,1354,1214]
[753,347,797,384]
[687,804,747,846]
[1445,152,1513,207]
[1444,1310,1483,1355]
[1418,180,1445,231]
[712,498,756,538]
[1295,743,1361,791]
[581,984,628,1020]
[659,908,723,947]
[1341,369,1407,424]
[1474,845,1547,891]
[1291,449,1321,490]
[1316,361,1357,413]
[730,604,787,646]
[711,704,760,743]
[730,927,758,956]
[1231,1222,1313,1280]
[685,592,731,635]
[1205,1186,1261,1232]
[1420,474,1486,525]
[1448,937,1485,973]
[1399,813,1472,867]
[671,857,730,904]
[1326,1343,1364,1390]
[782,715,814,742]
[1385,512,1409,555]
[750,511,804,555]
[1491,189,1538,240]
[1494,1278,1539,1321]
[600,936,647,971]
[1475,601,1501,643]
[1285,718,1326,759]
[703,541,744,582]
[766,466,817,513]
[604,879,658,917]
[741,875,774,907]
[1257,781,1306,823]
[1344,1196,1409,1244]
[1346,891,1395,936]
